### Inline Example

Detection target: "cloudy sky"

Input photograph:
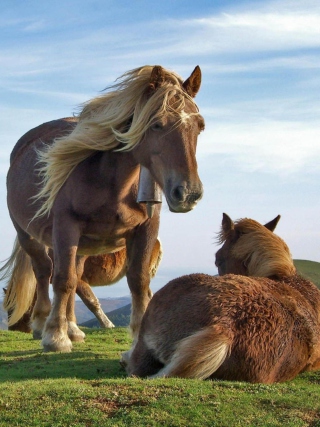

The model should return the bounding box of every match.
[1,0,319,298]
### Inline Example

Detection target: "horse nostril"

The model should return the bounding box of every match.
[171,185,185,202]
[171,186,203,204]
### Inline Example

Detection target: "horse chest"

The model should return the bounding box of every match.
[89,201,145,229]
[78,204,146,255]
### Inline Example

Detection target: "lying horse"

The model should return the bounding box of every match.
[2,237,162,332]
[3,65,204,352]
[126,214,320,383]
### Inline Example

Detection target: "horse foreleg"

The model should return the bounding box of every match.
[130,285,153,341]
[120,282,152,368]
[123,225,159,366]
[76,279,115,328]
[42,222,79,352]
[42,270,76,352]
[65,286,86,342]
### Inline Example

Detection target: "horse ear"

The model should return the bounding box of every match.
[182,66,202,97]
[222,213,234,234]
[264,215,281,232]
[148,66,165,92]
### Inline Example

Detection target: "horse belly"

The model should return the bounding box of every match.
[77,234,126,255]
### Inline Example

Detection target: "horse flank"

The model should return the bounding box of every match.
[33,66,201,220]
[217,218,296,278]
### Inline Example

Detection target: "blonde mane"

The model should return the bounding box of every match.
[219,218,296,278]
[34,66,199,219]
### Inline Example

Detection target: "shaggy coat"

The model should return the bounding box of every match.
[126,214,320,383]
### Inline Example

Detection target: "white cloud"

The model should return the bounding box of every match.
[200,119,320,174]
[173,0,320,55]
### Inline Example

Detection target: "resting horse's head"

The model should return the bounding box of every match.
[215,213,295,278]
[132,66,205,213]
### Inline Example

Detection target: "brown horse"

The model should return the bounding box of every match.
[2,237,162,332]
[126,214,320,383]
[2,65,204,352]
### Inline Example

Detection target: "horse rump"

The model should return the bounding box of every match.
[128,324,232,379]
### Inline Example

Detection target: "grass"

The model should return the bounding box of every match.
[1,328,320,426]
[294,260,320,288]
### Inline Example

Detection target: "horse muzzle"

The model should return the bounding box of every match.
[166,182,203,213]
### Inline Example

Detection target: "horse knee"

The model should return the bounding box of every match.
[52,272,77,293]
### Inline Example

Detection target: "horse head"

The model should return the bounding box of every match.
[132,66,204,213]
[215,213,291,277]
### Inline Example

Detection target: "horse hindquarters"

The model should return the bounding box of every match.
[128,325,232,379]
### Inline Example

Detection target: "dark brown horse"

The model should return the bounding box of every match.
[2,237,162,332]
[126,214,320,383]
[2,65,204,352]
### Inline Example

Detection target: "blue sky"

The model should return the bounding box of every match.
[1,0,319,298]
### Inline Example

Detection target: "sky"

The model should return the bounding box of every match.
[0,0,319,299]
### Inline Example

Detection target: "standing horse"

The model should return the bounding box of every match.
[126,214,320,383]
[2,237,162,331]
[3,65,204,352]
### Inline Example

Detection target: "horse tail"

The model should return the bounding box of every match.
[149,237,163,279]
[152,326,232,379]
[1,237,37,326]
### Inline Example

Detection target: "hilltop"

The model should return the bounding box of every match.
[293,259,320,288]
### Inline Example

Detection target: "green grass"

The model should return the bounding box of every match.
[294,259,320,288]
[1,328,320,426]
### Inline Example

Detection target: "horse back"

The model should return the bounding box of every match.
[10,118,77,165]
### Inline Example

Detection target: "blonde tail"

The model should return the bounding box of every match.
[151,326,232,379]
[1,237,37,325]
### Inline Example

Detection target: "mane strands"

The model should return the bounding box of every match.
[220,218,296,279]
[32,66,200,220]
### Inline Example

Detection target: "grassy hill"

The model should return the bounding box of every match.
[81,303,132,328]
[294,259,320,288]
[0,327,319,426]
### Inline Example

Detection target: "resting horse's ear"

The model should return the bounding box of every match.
[222,213,234,234]
[149,66,165,92]
[264,215,281,232]
[182,66,202,98]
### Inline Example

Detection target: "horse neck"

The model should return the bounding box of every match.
[98,150,140,194]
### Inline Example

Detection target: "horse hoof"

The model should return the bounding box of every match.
[42,341,73,353]
[120,349,132,369]
[100,321,115,329]
[32,330,42,340]
[42,334,73,353]
[68,322,86,342]
[69,333,85,343]
[119,357,127,370]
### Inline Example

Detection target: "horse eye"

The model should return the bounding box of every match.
[151,122,163,131]
[215,258,224,268]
